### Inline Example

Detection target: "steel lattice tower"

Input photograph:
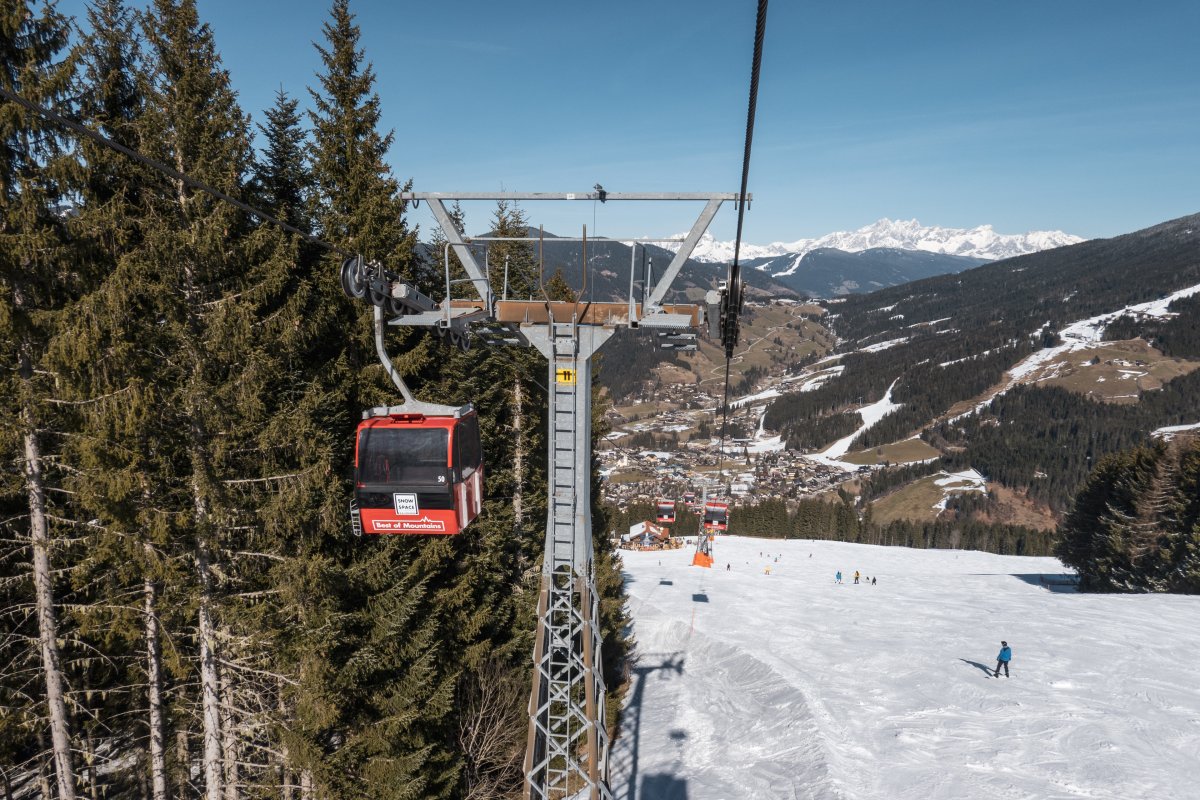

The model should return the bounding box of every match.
[396,191,743,799]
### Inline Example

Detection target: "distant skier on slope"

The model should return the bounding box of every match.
[854,570,860,584]
[994,641,1012,678]
[835,571,842,584]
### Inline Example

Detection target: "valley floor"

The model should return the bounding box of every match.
[611,537,1200,800]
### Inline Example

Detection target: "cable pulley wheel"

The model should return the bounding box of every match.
[368,282,390,308]
[340,256,367,300]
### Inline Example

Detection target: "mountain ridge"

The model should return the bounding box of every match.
[658,217,1084,267]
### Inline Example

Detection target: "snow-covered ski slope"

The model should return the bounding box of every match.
[612,538,1200,799]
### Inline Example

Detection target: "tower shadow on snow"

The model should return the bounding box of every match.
[639,773,689,799]
[966,572,1079,593]
[620,653,685,800]
[1012,573,1080,593]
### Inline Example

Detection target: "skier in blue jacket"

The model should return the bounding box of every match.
[994,641,1012,678]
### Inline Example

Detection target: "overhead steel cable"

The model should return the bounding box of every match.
[718,0,769,481]
[0,84,352,257]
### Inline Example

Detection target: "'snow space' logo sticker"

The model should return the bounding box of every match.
[393,493,418,515]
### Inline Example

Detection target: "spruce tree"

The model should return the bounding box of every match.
[1057,440,1200,594]
[47,3,164,797]
[245,75,370,800]
[124,3,260,798]
[302,2,460,796]
[254,88,311,231]
[0,2,81,795]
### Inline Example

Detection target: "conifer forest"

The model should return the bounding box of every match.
[1,2,629,798]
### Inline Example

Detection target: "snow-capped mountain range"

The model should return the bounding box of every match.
[659,218,1084,269]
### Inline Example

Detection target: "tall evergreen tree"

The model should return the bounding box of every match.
[1058,437,1200,594]
[416,203,549,797]
[254,88,311,231]
[128,3,259,798]
[309,0,416,276]
[301,3,460,797]
[244,73,366,800]
[47,3,165,798]
[0,2,81,796]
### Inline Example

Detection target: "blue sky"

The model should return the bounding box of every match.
[60,0,1199,244]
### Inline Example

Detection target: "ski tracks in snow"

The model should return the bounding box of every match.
[611,615,838,800]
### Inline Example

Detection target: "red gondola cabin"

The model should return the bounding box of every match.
[703,500,729,532]
[655,499,676,524]
[352,406,482,535]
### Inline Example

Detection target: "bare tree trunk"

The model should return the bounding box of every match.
[220,679,238,800]
[196,539,224,800]
[298,771,311,800]
[174,729,189,800]
[84,726,99,800]
[145,570,169,800]
[458,660,526,799]
[23,404,78,800]
[135,751,149,800]
[277,689,293,800]
[38,752,53,800]
[513,377,524,528]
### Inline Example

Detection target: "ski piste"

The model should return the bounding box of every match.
[613,536,1200,799]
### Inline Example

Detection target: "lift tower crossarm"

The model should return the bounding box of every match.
[401,191,743,201]
[645,196,725,310]
[423,198,494,316]
[403,191,749,320]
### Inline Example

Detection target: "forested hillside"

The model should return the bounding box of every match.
[742,246,988,297]
[608,497,1053,557]
[762,214,1200,512]
[0,3,627,800]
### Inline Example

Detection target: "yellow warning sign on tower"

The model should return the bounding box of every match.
[555,368,577,385]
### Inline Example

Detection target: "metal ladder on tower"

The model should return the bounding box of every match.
[525,312,613,800]
[549,316,579,577]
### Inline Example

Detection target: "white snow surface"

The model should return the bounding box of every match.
[654,218,1083,268]
[934,468,987,490]
[1153,422,1200,440]
[858,336,909,354]
[808,379,902,467]
[742,409,787,454]
[1009,282,1200,382]
[612,537,1200,800]
[931,469,988,512]
[730,388,782,409]
[784,364,846,393]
